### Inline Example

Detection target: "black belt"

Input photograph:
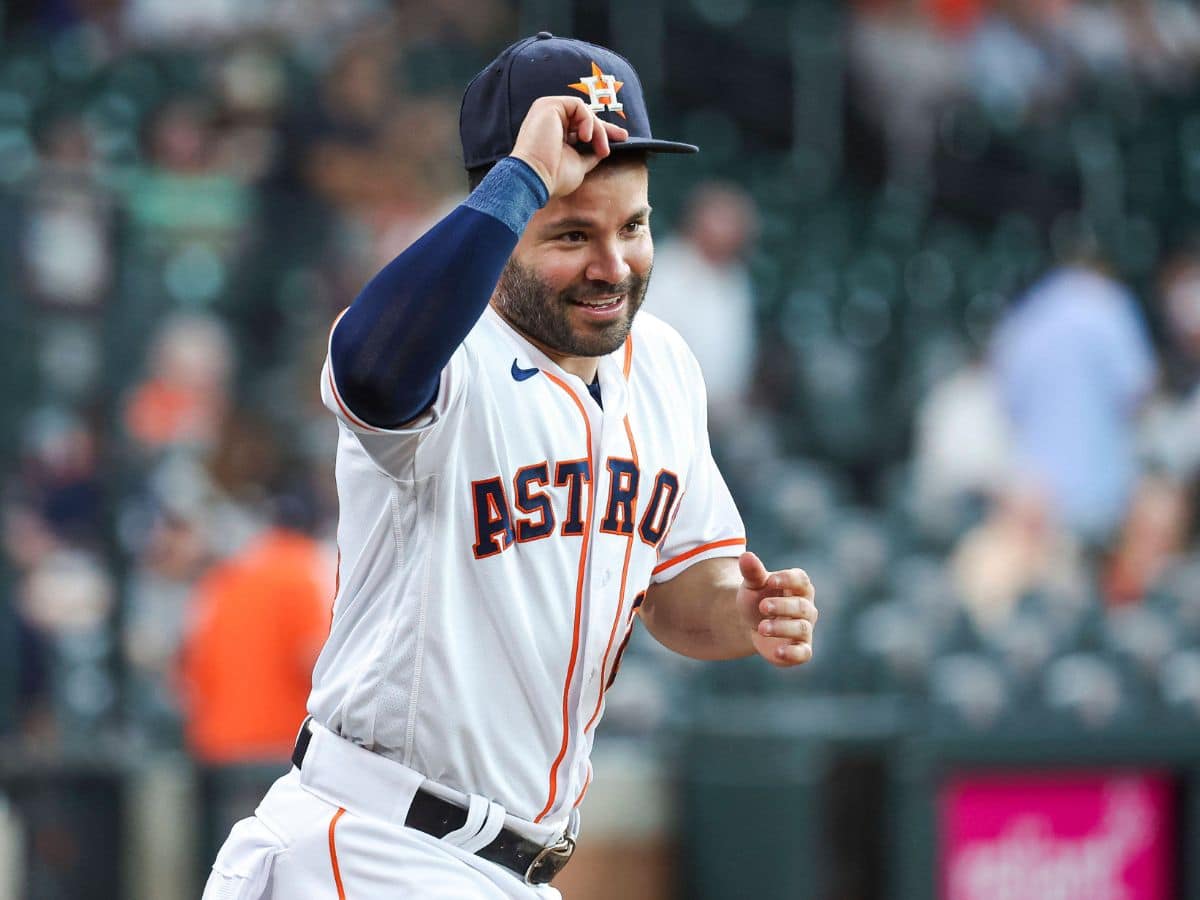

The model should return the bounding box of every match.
[291,718,574,886]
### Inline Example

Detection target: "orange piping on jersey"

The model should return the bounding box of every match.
[606,612,640,690]
[536,371,596,823]
[326,361,386,434]
[573,765,594,809]
[328,307,349,335]
[584,415,640,735]
[652,537,747,576]
[328,807,348,899]
[622,334,633,379]
[325,308,385,434]
[329,547,341,633]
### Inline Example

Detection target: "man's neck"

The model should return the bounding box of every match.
[538,345,599,383]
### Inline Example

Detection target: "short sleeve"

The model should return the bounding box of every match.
[319,305,474,478]
[649,352,746,584]
[320,309,470,438]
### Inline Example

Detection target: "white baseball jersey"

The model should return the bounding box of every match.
[310,304,745,831]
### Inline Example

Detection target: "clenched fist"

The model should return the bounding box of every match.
[736,552,819,667]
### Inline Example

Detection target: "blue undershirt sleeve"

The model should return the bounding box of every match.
[329,157,549,428]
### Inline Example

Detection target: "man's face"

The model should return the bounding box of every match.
[493,158,652,360]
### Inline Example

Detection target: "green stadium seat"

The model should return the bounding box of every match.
[1042,653,1133,731]
[825,508,893,599]
[1158,649,1200,722]
[845,249,899,302]
[928,652,1010,731]
[1101,606,1177,683]
[852,600,936,694]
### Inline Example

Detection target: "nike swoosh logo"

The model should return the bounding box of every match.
[511,359,539,382]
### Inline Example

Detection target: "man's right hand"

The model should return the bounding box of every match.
[510,96,629,199]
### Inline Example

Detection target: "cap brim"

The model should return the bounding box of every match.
[608,137,698,155]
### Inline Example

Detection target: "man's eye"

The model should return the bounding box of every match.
[561,231,587,242]
[623,222,646,235]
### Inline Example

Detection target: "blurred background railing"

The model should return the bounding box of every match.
[4,0,1200,898]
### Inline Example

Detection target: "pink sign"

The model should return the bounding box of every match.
[940,771,1174,900]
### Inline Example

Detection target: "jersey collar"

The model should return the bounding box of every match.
[485,306,630,413]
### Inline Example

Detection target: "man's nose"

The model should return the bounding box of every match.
[585,240,631,285]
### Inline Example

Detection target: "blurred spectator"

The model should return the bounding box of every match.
[17,547,117,743]
[122,506,211,747]
[645,182,760,436]
[3,438,116,744]
[298,33,396,212]
[1156,244,1200,393]
[990,251,1156,544]
[181,506,331,891]
[968,0,1199,122]
[123,0,286,45]
[120,98,252,253]
[178,520,331,764]
[1104,474,1192,606]
[122,0,384,47]
[950,479,1087,633]
[124,313,233,453]
[122,0,247,44]
[3,502,57,739]
[969,0,1075,127]
[294,30,463,228]
[22,115,114,312]
[1,409,109,741]
[1135,246,1200,480]
[1065,0,1200,88]
[852,0,986,37]
[11,410,104,549]
[847,0,967,182]
[120,409,291,747]
[209,42,290,184]
[912,351,1013,527]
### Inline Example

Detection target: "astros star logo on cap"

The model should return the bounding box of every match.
[568,62,626,118]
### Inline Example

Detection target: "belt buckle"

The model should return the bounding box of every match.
[524,835,575,885]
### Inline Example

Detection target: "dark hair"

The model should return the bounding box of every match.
[466,150,650,193]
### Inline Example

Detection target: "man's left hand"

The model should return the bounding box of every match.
[736,552,818,667]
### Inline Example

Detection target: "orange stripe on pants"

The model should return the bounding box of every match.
[328,807,348,899]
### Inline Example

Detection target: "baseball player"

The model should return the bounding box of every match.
[203,33,818,899]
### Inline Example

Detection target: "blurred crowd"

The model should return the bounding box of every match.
[0,0,516,762]
[849,0,1200,185]
[4,0,1200,792]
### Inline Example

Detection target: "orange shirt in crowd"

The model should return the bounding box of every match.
[180,528,332,764]
[125,379,225,449]
[853,0,988,35]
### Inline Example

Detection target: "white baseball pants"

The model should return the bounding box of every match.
[202,723,565,899]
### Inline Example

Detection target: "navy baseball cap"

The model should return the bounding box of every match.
[460,32,699,170]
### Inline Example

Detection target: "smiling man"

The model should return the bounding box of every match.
[203,33,818,900]
[493,161,651,363]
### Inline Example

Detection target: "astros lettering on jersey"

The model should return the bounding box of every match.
[316,305,745,830]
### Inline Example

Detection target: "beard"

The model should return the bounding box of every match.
[492,257,650,359]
